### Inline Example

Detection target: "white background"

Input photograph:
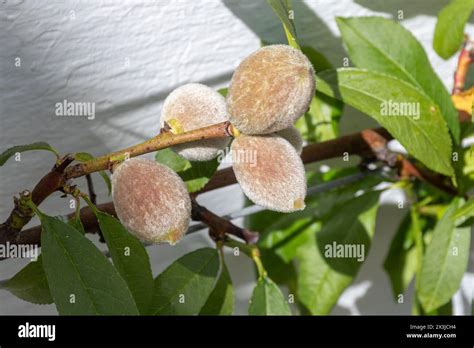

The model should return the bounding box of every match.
[0,0,472,314]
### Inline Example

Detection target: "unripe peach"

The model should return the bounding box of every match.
[276,126,303,155]
[231,134,306,212]
[112,158,191,245]
[227,45,315,135]
[161,83,230,161]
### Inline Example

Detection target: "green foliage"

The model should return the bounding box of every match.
[1,256,52,305]
[95,211,154,315]
[337,16,459,142]
[434,0,474,59]
[1,212,89,305]
[0,142,58,166]
[155,148,219,192]
[151,248,220,315]
[295,191,380,314]
[74,152,112,195]
[383,210,423,300]
[39,212,139,315]
[453,197,474,220]
[248,276,291,315]
[295,46,343,143]
[417,199,471,313]
[200,253,234,315]
[317,68,454,176]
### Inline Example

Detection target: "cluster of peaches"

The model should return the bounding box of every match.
[111,45,315,244]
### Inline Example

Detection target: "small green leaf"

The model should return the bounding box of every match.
[218,88,228,97]
[39,213,139,315]
[417,198,471,312]
[383,211,421,300]
[434,0,474,59]
[151,248,220,315]
[0,142,58,166]
[155,149,220,192]
[1,256,52,305]
[248,276,291,315]
[336,16,459,141]
[266,0,299,49]
[95,211,154,315]
[74,152,112,195]
[296,191,380,314]
[317,68,454,176]
[200,254,234,316]
[154,148,190,172]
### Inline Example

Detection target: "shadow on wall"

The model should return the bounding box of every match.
[222,0,345,64]
[354,0,450,19]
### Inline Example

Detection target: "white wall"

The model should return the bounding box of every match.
[0,0,472,315]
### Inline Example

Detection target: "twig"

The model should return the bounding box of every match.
[191,197,259,244]
[453,36,474,95]
[360,129,457,196]
[65,121,234,179]
[11,172,377,251]
[0,125,458,253]
[85,174,96,205]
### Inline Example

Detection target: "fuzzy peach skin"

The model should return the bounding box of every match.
[276,126,304,155]
[161,83,230,161]
[231,134,307,212]
[112,158,191,245]
[227,45,315,135]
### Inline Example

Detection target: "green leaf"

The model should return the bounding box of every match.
[1,256,52,305]
[296,46,342,143]
[259,249,297,287]
[336,16,459,142]
[154,148,189,172]
[151,248,220,315]
[74,152,112,195]
[383,211,421,300]
[417,198,471,312]
[200,255,234,315]
[248,276,291,315]
[218,88,228,97]
[413,296,453,316]
[296,94,342,142]
[317,68,454,176]
[266,0,299,49]
[68,215,85,235]
[296,191,380,314]
[39,213,139,315]
[434,0,474,59]
[453,197,474,220]
[1,212,89,305]
[95,211,154,315]
[0,142,58,166]
[155,148,220,192]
